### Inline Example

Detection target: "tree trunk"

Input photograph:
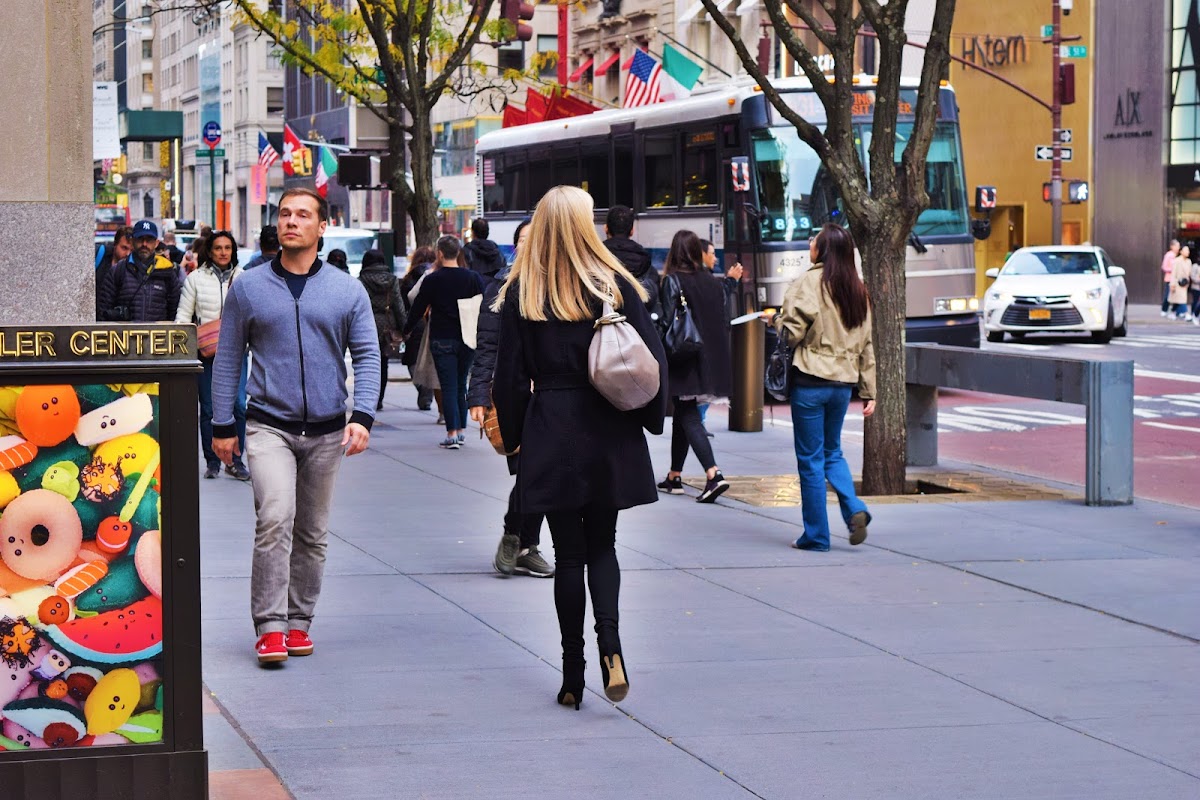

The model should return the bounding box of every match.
[857,219,909,497]
[407,106,441,247]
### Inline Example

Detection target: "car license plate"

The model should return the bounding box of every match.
[1028,308,1052,321]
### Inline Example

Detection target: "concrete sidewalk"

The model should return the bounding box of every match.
[199,381,1200,800]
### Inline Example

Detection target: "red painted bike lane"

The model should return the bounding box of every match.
[935,376,1200,509]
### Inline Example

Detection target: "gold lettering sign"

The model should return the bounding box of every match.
[1,326,195,364]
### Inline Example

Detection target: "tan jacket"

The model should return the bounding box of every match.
[1169,256,1191,305]
[775,263,876,400]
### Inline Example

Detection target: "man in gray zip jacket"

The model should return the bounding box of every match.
[212,187,380,665]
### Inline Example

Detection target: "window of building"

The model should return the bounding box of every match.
[142,73,154,94]
[142,39,152,59]
[643,133,677,208]
[143,142,154,160]
[1170,2,1200,165]
[537,35,558,79]
[267,86,284,115]
[143,193,154,218]
[497,40,523,75]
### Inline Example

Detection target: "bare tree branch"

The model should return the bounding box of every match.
[864,0,910,205]
[899,0,955,208]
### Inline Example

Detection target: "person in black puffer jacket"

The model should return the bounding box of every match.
[463,218,508,281]
[359,249,406,411]
[604,205,662,325]
[97,219,184,322]
[467,218,552,579]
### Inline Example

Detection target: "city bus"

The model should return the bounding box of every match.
[475,76,980,346]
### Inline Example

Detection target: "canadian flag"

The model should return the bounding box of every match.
[282,124,302,177]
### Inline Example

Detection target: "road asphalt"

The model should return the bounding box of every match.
[199,359,1199,800]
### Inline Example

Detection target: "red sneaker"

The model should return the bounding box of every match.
[285,629,314,656]
[255,632,287,664]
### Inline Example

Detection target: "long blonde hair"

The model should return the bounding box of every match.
[494,186,648,321]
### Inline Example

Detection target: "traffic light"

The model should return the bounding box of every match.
[501,0,534,42]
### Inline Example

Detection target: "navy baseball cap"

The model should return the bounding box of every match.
[132,219,160,240]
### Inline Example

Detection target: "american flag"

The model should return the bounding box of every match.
[258,132,280,168]
[623,49,662,108]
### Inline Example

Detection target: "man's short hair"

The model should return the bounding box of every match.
[470,218,489,240]
[259,225,279,252]
[113,226,134,247]
[280,187,329,222]
[606,205,635,237]
[437,235,461,261]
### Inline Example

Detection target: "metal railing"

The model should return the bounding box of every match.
[905,343,1134,506]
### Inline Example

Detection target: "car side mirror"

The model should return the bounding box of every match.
[1107,266,1126,277]
[984,267,1000,279]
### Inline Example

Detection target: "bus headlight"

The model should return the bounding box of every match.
[935,297,978,314]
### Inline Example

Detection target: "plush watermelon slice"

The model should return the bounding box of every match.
[42,596,162,667]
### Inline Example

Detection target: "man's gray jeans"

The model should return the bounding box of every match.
[245,420,345,636]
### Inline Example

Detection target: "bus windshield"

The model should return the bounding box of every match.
[751,120,968,242]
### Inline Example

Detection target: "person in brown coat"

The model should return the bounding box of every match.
[492,186,668,711]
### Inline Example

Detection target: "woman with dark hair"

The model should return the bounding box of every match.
[175,230,251,481]
[326,248,350,273]
[656,229,733,504]
[400,246,438,411]
[403,235,484,448]
[775,223,876,551]
[358,249,405,410]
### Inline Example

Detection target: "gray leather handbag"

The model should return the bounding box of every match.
[588,297,661,411]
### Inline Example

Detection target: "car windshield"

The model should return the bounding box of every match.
[320,235,374,263]
[1003,251,1101,276]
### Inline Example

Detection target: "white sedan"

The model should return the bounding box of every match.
[982,246,1129,344]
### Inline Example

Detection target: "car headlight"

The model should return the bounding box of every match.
[1071,287,1104,302]
[988,290,1011,304]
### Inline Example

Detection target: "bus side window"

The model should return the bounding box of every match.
[553,144,581,189]
[684,128,718,207]
[529,147,554,208]
[498,154,527,213]
[643,133,677,209]
[613,136,634,207]
[582,142,611,209]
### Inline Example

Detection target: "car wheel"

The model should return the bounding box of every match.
[1114,301,1128,337]
[986,331,1004,343]
[1092,301,1114,343]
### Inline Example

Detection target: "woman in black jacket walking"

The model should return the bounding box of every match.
[493,186,668,710]
[656,230,733,503]
[358,249,405,410]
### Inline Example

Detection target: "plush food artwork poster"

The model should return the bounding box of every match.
[0,383,164,751]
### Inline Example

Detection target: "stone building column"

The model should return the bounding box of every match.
[0,0,95,324]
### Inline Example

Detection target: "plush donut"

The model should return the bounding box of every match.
[134,530,162,600]
[41,461,80,503]
[73,395,153,448]
[0,490,83,582]
[94,517,132,555]
[15,386,81,448]
[0,436,37,472]
[54,561,108,600]
[0,470,18,509]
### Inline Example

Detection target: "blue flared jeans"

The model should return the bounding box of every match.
[790,383,869,549]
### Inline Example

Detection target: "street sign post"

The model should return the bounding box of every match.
[1060,45,1087,58]
[1035,145,1073,161]
[201,122,222,228]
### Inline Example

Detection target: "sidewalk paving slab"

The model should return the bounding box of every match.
[198,381,1200,799]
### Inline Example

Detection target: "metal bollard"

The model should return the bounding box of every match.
[729,317,765,431]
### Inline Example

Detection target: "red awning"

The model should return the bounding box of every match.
[595,50,621,75]
[568,56,594,83]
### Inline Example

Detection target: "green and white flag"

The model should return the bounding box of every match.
[661,43,704,100]
[315,146,338,198]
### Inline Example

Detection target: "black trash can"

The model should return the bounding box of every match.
[0,324,206,798]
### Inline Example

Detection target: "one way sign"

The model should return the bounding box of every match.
[1035,145,1073,161]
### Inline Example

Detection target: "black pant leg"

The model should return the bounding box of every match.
[546,511,587,660]
[582,506,620,643]
[673,398,717,473]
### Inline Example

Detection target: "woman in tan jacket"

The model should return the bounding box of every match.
[1169,244,1192,320]
[774,224,876,551]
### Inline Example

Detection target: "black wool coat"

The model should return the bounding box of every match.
[659,269,733,399]
[492,275,669,514]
